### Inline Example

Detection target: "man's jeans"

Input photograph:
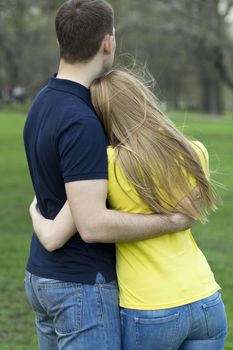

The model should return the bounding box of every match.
[24,271,121,350]
[120,291,227,350]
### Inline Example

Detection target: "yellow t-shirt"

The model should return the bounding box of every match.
[107,141,220,310]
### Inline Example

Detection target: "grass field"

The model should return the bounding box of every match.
[0,105,232,349]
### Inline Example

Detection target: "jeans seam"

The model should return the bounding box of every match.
[38,282,82,289]
[99,286,109,350]
[120,310,124,336]
[187,304,193,336]
[25,276,48,315]
[134,312,180,324]
[37,285,51,316]
[135,318,141,350]
[95,285,103,321]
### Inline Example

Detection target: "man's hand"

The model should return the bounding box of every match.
[169,213,196,232]
[172,185,202,230]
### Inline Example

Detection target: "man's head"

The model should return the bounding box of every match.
[55,0,115,72]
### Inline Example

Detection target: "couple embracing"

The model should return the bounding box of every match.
[23,1,227,349]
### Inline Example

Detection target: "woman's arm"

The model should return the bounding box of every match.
[29,197,76,252]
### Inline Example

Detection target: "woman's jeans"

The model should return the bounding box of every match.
[24,270,121,350]
[120,291,227,350]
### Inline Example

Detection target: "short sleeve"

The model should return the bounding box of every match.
[58,116,108,183]
[192,141,210,180]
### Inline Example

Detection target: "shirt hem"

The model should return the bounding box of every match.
[26,263,116,285]
[119,286,221,310]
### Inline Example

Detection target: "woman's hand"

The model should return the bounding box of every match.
[28,196,77,252]
[28,195,56,251]
[29,196,39,219]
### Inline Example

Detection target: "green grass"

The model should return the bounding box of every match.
[170,112,233,350]
[0,106,232,349]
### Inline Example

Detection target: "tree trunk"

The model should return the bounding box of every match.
[199,64,224,116]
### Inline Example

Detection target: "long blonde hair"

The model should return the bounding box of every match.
[90,69,218,222]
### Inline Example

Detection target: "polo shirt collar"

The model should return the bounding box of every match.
[48,74,91,104]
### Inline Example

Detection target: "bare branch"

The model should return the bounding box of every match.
[223,0,233,17]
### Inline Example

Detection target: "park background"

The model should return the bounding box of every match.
[0,0,233,349]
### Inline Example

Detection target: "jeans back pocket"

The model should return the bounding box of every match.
[202,293,227,339]
[135,312,180,350]
[38,282,83,335]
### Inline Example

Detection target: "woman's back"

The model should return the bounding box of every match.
[107,141,220,309]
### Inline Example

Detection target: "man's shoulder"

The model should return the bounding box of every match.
[52,91,97,123]
[26,81,106,143]
[58,105,101,131]
[30,86,98,124]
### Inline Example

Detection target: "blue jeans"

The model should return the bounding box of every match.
[24,271,121,350]
[120,291,227,350]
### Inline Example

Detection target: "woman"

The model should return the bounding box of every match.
[29,70,227,349]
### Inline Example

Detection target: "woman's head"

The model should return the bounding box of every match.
[90,70,218,221]
[91,70,159,146]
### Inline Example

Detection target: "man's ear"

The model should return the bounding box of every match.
[103,34,113,54]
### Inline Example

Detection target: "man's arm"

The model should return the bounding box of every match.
[65,179,195,244]
[30,179,195,251]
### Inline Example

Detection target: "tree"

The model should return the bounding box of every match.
[1,0,233,115]
[0,0,60,102]
[110,0,233,115]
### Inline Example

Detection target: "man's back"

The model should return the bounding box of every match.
[24,76,116,283]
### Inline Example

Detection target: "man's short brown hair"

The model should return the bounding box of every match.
[55,0,114,63]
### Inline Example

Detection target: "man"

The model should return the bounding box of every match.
[23,1,193,349]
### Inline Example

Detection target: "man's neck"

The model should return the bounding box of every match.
[56,59,101,88]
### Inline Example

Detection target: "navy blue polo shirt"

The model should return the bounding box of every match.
[23,75,116,284]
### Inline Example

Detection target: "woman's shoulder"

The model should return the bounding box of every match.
[191,140,209,160]
[107,145,114,154]
[107,145,116,161]
[191,140,207,152]
[190,140,209,178]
